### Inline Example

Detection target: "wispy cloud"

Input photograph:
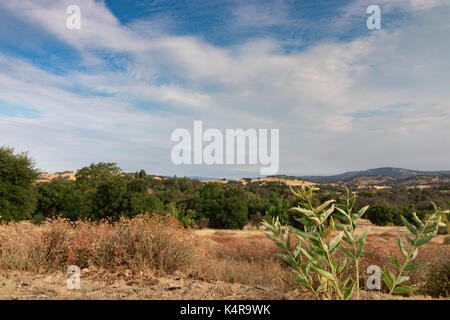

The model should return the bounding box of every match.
[0,0,449,176]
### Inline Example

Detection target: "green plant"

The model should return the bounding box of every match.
[263,186,448,300]
[382,203,449,298]
[32,213,46,226]
[333,187,370,300]
[262,186,356,299]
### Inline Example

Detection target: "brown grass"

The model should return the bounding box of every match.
[0,215,194,275]
[191,233,295,290]
[0,218,448,299]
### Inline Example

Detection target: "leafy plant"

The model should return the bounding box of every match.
[382,203,449,297]
[262,186,355,299]
[263,186,448,300]
[334,187,370,300]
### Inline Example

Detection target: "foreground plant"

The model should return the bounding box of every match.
[382,203,449,298]
[263,186,448,300]
[334,187,370,300]
[262,186,354,299]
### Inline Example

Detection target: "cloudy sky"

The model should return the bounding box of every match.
[0,0,449,178]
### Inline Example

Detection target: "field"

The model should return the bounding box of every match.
[0,218,448,300]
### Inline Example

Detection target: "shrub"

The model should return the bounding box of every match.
[420,259,450,297]
[32,214,45,226]
[196,217,210,229]
[444,236,450,245]
[249,212,264,229]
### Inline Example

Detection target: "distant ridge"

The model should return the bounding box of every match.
[294,167,450,186]
[301,167,450,180]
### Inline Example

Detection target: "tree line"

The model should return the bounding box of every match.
[1,146,449,230]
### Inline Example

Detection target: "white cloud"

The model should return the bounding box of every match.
[0,0,449,176]
[231,0,293,28]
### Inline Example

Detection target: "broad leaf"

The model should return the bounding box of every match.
[401,216,419,236]
[393,286,416,294]
[344,282,356,300]
[310,265,334,280]
[341,247,354,259]
[404,262,427,272]
[389,256,401,269]
[415,234,434,247]
[357,228,370,243]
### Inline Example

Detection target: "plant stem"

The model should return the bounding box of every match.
[323,239,343,299]
[349,220,360,299]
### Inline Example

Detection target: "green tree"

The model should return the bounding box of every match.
[91,176,128,221]
[200,182,225,223]
[35,179,76,218]
[265,192,289,223]
[215,187,248,229]
[366,205,393,226]
[75,162,121,187]
[0,147,39,222]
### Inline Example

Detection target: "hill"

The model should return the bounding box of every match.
[296,167,450,187]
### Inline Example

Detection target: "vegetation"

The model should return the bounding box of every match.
[1,146,449,232]
[0,147,39,222]
[263,186,448,300]
[381,203,447,298]
[0,147,449,299]
[420,259,450,297]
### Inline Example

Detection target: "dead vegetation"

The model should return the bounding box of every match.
[0,217,448,300]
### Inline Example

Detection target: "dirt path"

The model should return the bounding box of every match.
[0,269,286,300]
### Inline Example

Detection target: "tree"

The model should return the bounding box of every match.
[91,176,128,221]
[200,182,225,224]
[35,179,75,218]
[366,205,393,226]
[265,192,289,223]
[216,187,248,229]
[75,162,121,187]
[0,147,39,222]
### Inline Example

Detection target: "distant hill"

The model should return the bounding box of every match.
[188,176,222,181]
[296,167,450,186]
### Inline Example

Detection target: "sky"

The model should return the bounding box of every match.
[0,0,449,178]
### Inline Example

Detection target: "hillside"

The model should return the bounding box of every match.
[295,167,450,187]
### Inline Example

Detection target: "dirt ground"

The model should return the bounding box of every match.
[0,269,288,300]
[0,268,442,300]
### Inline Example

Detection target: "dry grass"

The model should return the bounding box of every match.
[192,233,295,290]
[0,215,194,275]
[0,218,448,299]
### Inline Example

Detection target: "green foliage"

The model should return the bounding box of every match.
[265,192,289,223]
[263,186,448,300]
[263,186,355,299]
[382,204,449,298]
[31,213,45,226]
[365,205,405,226]
[219,187,248,229]
[0,146,39,222]
[75,162,121,187]
[35,180,76,218]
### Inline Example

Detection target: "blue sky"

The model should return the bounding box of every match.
[0,0,449,178]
